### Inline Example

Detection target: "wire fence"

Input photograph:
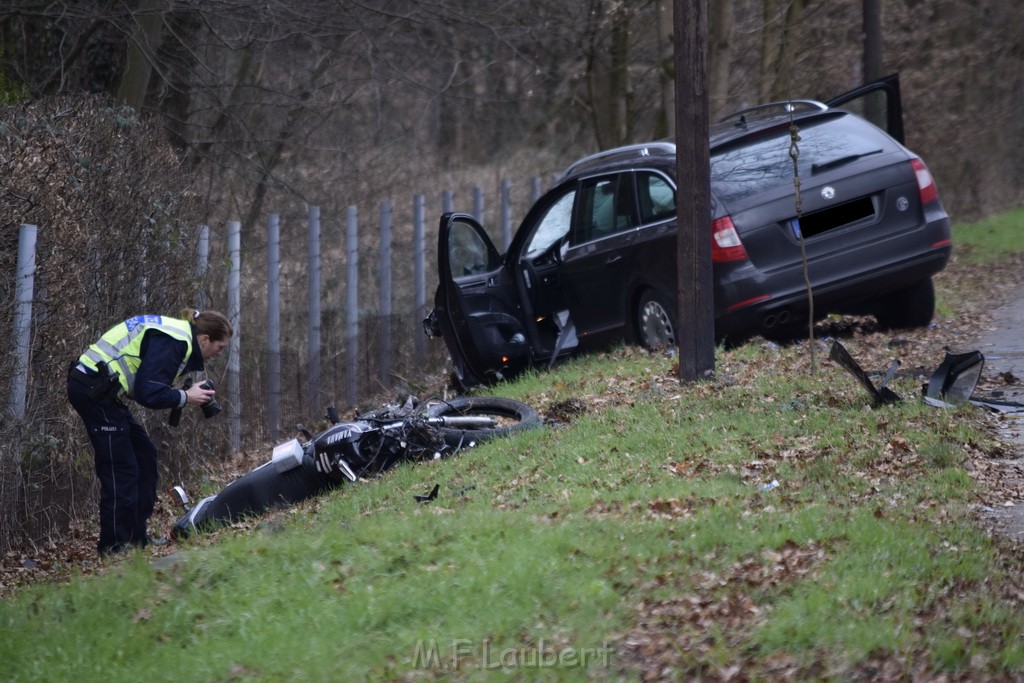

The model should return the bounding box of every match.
[1,176,543,551]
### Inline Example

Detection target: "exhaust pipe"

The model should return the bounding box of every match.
[763,309,791,329]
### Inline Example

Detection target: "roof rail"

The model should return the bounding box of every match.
[718,100,828,126]
[559,141,676,180]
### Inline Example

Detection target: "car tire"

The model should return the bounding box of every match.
[425,396,541,446]
[636,290,677,349]
[872,277,935,330]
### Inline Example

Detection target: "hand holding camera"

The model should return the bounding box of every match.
[196,379,223,418]
[171,378,223,425]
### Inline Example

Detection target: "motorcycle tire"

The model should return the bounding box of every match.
[171,454,336,539]
[425,396,541,447]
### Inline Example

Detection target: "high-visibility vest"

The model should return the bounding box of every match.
[79,316,194,398]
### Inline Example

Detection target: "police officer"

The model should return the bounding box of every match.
[67,309,233,555]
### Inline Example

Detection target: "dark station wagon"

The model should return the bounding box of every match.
[425,75,952,388]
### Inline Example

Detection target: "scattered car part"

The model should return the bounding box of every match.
[414,484,439,504]
[922,349,985,407]
[830,340,1024,414]
[828,340,901,406]
[923,349,1024,413]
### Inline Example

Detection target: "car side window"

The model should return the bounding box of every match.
[448,220,493,277]
[637,171,676,223]
[572,174,636,245]
[524,188,575,259]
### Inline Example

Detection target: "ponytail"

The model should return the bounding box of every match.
[181,308,232,341]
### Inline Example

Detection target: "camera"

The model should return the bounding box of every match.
[199,379,223,419]
[168,377,222,425]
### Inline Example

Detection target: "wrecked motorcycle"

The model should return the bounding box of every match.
[170,396,540,538]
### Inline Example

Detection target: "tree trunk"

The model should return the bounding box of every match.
[760,0,807,102]
[156,10,201,152]
[655,0,675,139]
[862,0,883,82]
[708,0,736,120]
[586,1,633,149]
[244,54,333,231]
[115,0,165,111]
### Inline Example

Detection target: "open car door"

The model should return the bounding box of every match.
[826,73,905,144]
[431,213,531,388]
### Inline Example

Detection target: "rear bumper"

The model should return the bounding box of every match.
[714,235,951,342]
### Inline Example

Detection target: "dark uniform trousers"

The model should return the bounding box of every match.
[67,367,158,554]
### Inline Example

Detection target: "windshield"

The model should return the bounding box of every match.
[710,115,897,205]
[524,190,575,258]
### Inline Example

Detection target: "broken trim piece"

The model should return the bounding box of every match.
[829,340,1024,414]
[828,340,901,407]
[923,349,1024,412]
[924,349,984,404]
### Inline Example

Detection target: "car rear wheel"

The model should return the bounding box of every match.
[636,290,677,349]
[872,277,935,330]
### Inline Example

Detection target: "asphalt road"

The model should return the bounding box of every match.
[977,291,1024,445]
[974,289,1024,539]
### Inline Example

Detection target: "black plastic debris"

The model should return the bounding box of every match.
[922,349,985,407]
[830,340,1024,414]
[414,484,440,503]
[828,341,901,407]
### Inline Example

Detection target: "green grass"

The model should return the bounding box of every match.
[951,205,1024,262]
[3,207,1024,680]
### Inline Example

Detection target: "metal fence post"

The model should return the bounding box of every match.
[196,224,210,308]
[308,206,321,419]
[530,176,542,204]
[442,189,453,215]
[379,200,393,389]
[10,224,37,421]
[473,186,484,223]
[227,221,242,452]
[500,178,512,250]
[413,193,426,366]
[345,206,359,407]
[266,213,281,439]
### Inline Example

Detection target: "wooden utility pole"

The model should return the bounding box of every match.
[675,0,715,382]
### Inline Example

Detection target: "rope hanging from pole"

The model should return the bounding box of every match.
[780,0,815,374]
[788,120,815,374]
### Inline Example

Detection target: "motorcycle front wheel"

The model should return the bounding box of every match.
[425,396,540,446]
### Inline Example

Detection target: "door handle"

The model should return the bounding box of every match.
[606,254,623,265]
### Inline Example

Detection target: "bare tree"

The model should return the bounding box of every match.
[759,0,807,102]
[2,0,1022,229]
[862,0,882,83]
[708,0,736,120]
[654,0,674,138]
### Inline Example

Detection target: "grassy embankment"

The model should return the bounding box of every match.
[2,207,1024,681]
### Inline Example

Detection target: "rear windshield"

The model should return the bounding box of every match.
[710,114,897,205]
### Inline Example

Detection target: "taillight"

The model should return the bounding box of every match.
[711,215,749,262]
[911,158,938,205]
